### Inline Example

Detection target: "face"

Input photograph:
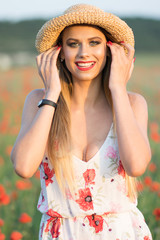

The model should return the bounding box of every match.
[61,25,107,83]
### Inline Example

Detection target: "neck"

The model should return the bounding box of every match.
[71,74,106,111]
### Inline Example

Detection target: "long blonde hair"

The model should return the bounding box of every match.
[47,25,137,201]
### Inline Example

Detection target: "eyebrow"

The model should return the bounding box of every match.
[66,37,103,41]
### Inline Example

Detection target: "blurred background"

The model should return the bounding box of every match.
[0,0,160,239]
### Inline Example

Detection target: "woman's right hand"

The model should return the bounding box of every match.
[36,46,62,99]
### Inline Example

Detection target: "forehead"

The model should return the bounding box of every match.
[62,25,106,40]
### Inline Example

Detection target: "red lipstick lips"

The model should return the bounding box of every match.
[75,61,96,71]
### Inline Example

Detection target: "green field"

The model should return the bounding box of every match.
[0,53,160,239]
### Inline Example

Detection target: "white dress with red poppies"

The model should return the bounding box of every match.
[37,123,152,240]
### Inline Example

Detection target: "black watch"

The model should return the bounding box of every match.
[38,99,57,108]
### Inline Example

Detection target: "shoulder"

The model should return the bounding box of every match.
[127,91,148,112]
[127,91,148,129]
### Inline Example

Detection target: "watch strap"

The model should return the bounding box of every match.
[38,99,57,108]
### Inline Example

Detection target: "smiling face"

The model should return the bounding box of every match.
[61,25,107,83]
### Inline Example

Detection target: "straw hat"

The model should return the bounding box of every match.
[35,4,134,53]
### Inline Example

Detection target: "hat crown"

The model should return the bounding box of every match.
[64,4,103,14]
[36,3,134,53]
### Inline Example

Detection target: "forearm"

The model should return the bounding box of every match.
[11,92,57,178]
[111,87,151,177]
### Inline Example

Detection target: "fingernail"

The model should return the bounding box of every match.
[133,57,136,63]
[107,41,112,46]
[57,45,61,50]
[120,41,125,44]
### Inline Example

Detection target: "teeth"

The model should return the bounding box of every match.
[77,62,94,67]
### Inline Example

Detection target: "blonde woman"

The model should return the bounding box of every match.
[11,4,152,240]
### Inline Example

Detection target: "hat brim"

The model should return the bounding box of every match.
[35,9,134,53]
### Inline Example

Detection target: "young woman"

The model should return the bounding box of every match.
[11,4,152,239]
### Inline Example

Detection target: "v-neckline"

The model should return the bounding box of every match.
[73,122,113,164]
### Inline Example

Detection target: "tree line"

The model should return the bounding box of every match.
[0,18,160,54]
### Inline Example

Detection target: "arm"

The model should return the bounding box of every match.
[11,46,61,178]
[107,42,151,177]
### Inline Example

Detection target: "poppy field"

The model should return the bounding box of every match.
[0,53,160,239]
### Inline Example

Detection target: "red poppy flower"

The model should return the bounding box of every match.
[86,214,103,233]
[150,181,160,192]
[19,213,32,223]
[76,188,93,211]
[148,162,157,172]
[144,176,152,186]
[117,160,125,178]
[0,219,4,227]
[150,132,160,142]
[10,231,23,240]
[43,162,55,186]
[83,169,96,185]
[16,180,32,190]
[0,184,5,198]
[45,217,61,238]
[0,185,10,206]
[150,122,160,143]
[153,208,160,220]
[0,230,5,240]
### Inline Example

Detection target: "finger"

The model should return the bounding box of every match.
[120,42,135,59]
[107,42,125,61]
[50,46,62,64]
[44,46,62,80]
[40,48,57,80]
[36,55,46,87]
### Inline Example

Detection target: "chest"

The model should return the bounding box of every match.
[71,110,112,162]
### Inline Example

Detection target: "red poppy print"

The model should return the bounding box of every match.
[83,169,96,185]
[106,146,117,159]
[86,214,103,233]
[45,216,61,238]
[117,160,125,178]
[43,162,55,186]
[45,210,62,239]
[47,209,62,218]
[144,237,151,240]
[76,188,93,211]
[40,222,44,238]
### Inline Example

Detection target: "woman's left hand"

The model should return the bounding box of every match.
[107,41,135,91]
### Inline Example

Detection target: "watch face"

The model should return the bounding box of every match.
[38,100,43,107]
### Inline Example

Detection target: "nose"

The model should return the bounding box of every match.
[78,43,90,58]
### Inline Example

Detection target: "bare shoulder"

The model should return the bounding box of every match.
[127,91,148,112]
[127,91,148,130]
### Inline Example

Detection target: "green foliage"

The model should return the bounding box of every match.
[123,18,160,53]
[0,19,46,53]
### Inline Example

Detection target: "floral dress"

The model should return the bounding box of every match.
[38,123,152,240]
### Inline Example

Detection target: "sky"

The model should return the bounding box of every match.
[1,0,160,21]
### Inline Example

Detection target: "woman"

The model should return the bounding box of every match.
[11,4,152,239]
